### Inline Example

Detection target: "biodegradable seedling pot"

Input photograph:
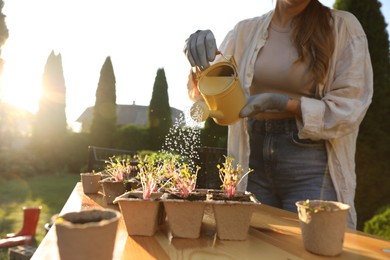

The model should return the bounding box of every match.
[210,190,259,240]
[114,191,163,236]
[296,200,350,256]
[55,209,120,260]
[162,192,207,239]
[100,178,126,204]
[80,172,101,194]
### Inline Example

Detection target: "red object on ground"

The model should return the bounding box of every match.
[0,206,41,248]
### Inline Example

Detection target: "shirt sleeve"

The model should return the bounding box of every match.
[299,27,373,140]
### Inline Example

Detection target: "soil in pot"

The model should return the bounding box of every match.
[210,190,254,202]
[164,191,207,201]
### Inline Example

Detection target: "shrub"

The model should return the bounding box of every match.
[364,205,390,240]
[0,148,39,181]
[114,124,150,151]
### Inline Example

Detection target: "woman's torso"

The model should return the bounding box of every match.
[250,20,315,119]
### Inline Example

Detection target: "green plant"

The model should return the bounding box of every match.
[301,200,342,213]
[136,156,167,200]
[137,151,180,163]
[104,156,136,182]
[217,156,252,199]
[164,157,200,199]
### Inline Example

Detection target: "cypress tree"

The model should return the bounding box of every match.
[148,68,172,150]
[200,117,227,148]
[31,51,67,168]
[334,0,390,230]
[0,0,8,75]
[0,0,9,147]
[33,51,67,146]
[90,56,117,148]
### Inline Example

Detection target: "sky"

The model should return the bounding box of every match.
[1,0,390,130]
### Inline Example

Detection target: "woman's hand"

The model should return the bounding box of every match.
[239,93,289,117]
[240,93,302,118]
[183,30,218,70]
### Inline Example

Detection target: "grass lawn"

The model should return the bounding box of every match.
[0,172,80,259]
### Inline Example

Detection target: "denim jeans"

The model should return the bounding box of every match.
[247,118,337,213]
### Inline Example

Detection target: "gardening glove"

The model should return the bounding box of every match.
[239,93,289,117]
[183,29,218,70]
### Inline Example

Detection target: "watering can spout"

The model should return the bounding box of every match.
[190,101,224,123]
[190,101,209,122]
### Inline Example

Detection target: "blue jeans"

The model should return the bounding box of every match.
[247,118,337,213]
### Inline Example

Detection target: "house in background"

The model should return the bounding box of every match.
[76,103,184,133]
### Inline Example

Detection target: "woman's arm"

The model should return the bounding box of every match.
[187,69,203,102]
[286,98,302,117]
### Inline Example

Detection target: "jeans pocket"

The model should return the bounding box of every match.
[290,132,325,148]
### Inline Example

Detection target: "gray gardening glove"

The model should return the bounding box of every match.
[183,29,218,70]
[239,93,289,117]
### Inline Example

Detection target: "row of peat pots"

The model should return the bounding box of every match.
[81,172,137,204]
[80,171,260,241]
[114,189,259,241]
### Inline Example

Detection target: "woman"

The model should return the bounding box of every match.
[184,0,373,229]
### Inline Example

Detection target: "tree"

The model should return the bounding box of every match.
[334,0,390,230]
[90,56,117,148]
[0,0,7,45]
[32,51,67,153]
[148,68,172,150]
[0,0,9,148]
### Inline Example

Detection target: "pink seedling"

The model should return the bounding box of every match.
[164,157,200,199]
[105,156,134,182]
[137,159,165,200]
[217,156,253,199]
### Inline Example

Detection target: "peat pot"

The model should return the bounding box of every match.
[162,192,207,239]
[114,191,164,236]
[99,178,126,204]
[55,209,121,260]
[80,172,101,194]
[210,190,260,240]
[296,200,350,256]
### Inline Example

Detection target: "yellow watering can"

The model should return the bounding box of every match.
[190,53,246,126]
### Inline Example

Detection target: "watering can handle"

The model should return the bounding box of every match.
[194,51,236,79]
[216,51,229,61]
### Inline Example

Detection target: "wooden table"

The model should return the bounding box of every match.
[32,182,390,260]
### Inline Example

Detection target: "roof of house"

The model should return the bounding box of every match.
[76,104,184,126]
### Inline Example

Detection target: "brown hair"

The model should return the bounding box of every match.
[291,0,334,85]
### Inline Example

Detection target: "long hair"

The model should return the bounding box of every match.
[291,0,334,86]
